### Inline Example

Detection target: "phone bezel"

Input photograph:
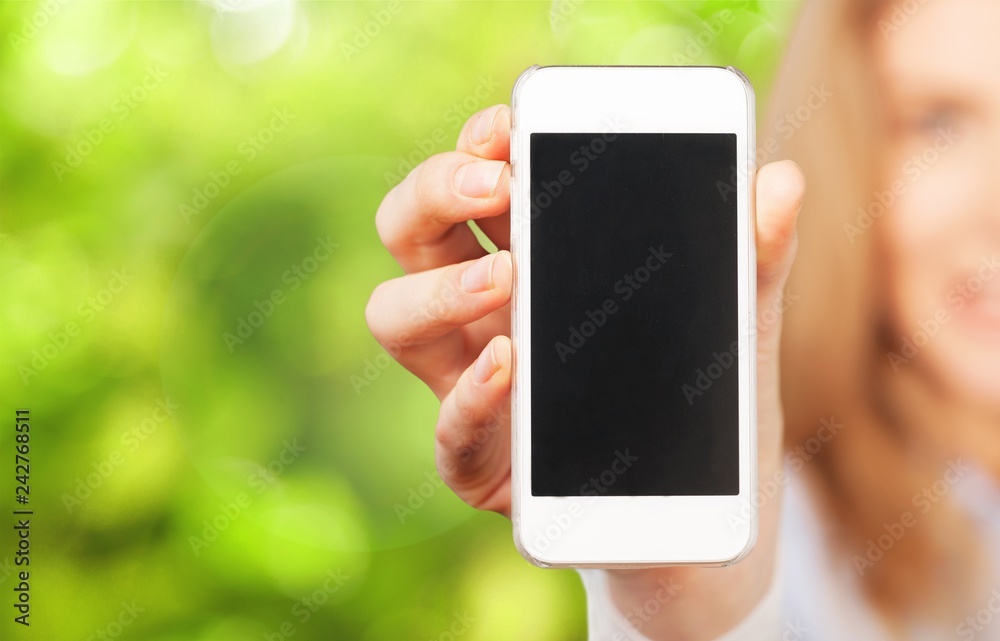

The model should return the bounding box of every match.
[509,65,758,568]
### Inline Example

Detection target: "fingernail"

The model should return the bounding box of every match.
[455,160,506,199]
[473,340,500,384]
[471,106,500,145]
[462,253,497,293]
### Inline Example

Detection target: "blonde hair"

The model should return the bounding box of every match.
[766,0,983,625]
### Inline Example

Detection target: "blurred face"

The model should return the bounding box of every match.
[872,0,1000,406]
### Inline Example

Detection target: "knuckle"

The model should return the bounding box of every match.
[435,386,508,466]
[364,282,389,339]
[455,390,479,425]
[436,264,467,308]
[438,389,479,452]
[409,269,465,329]
[411,156,443,211]
[758,239,797,291]
[434,412,468,457]
[465,106,487,129]
[374,152,452,250]
[374,187,401,250]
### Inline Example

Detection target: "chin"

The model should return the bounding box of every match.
[926,337,1000,408]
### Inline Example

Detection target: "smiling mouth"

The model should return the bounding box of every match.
[949,256,1000,339]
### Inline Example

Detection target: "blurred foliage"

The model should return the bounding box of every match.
[0,1,797,639]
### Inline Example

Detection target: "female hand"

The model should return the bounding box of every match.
[366,103,804,640]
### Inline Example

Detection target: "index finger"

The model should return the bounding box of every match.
[374,105,513,273]
[456,104,511,160]
[456,104,512,253]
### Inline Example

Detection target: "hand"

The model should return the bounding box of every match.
[366,103,515,516]
[367,104,804,640]
[602,158,804,641]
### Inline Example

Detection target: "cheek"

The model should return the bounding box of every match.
[881,148,1000,400]
[882,150,979,323]
[884,140,984,252]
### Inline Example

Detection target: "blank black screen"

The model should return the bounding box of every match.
[529,132,739,496]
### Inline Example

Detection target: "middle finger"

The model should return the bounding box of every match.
[376,151,511,273]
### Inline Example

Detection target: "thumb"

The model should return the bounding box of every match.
[753,160,804,469]
[434,335,513,518]
[754,159,805,348]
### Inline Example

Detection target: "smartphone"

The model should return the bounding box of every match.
[509,65,757,567]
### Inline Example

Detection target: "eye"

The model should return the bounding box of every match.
[890,104,965,146]
[912,106,957,133]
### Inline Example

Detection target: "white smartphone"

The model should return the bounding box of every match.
[509,65,757,567]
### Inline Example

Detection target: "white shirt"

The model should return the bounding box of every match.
[577,463,1000,640]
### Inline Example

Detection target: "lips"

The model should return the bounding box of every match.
[953,262,1000,340]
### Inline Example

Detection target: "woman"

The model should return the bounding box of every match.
[365,0,1000,638]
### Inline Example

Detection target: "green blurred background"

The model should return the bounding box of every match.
[0,1,798,639]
